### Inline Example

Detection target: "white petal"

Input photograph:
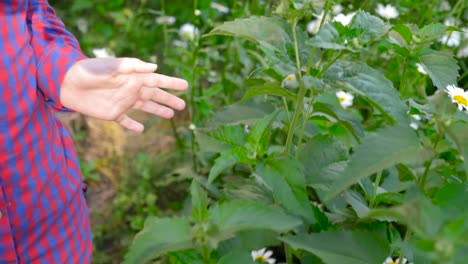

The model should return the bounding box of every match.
[263,250,273,259]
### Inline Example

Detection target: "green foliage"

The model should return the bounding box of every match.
[55,0,468,263]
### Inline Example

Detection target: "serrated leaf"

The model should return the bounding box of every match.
[207,102,275,128]
[281,231,389,264]
[312,102,364,141]
[256,159,315,222]
[350,11,390,44]
[210,200,302,236]
[299,134,349,185]
[324,60,408,123]
[208,148,243,183]
[418,49,460,90]
[416,23,459,43]
[191,180,209,221]
[241,83,297,102]
[307,22,354,51]
[390,24,413,46]
[218,250,255,264]
[196,126,246,154]
[246,111,279,153]
[324,125,433,200]
[124,217,192,264]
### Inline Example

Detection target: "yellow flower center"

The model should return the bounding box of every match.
[287,76,295,81]
[255,256,267,263]
[454,95,468,106]
[390,262,398,264]
[339,97,346,102]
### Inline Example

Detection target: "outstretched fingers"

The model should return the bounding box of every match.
[142,73,189,91]
[133,100,175,119]
[116,58,158,74]
[116,114,144,133]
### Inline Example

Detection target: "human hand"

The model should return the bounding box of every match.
[60,58,188,133]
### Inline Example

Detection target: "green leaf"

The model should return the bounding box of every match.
[447,121,468,178]
[124,217,192,264]
[349,11,390,44]
[246,111,279,155]
[434,183,468,212]
[324,125,433,200]
[312,101,364,141]
[208,147,243,183]
[210,200,302,236]
[191,180,209,221]
[418,48,460,91]
[205,16,296,74]
[416,23,460,43]
[196,126,246,154]
[299,134,349,186]
[241,83,297,102]
[207,102,275,128]
[390,24,413,46]
[307,23,354,51]
[281,230,389,264]
[256,159,315,222]
[218,250,255,264]
[324,60,409,123]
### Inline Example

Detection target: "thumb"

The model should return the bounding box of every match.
[116,58,158,74]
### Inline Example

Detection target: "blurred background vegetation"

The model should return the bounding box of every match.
[48,0,467,263]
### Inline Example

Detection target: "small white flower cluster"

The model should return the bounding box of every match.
[179,23,200,41]
[210,2,230,14]
[336,90,354,109]
[251,248,276,264]
[383,257,413,264]
[156,15,176,26]
[446,84,468,111]
[306,4,355,34]
[375,4,399,20]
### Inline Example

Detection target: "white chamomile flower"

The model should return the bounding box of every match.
[439,31,461,47]
[251,248,276,264]
[410,122,419,130]
[416,63,427,75]
[156,15,176,25]
[194,9,201,16]
[375,4,399,20]
[439,0,451,11]
[458,45,468,58]
[281,74,298,89]
[92,48,114,58]
[333,12,355,26]
[306,11,330,34]
[76,18,88,33]
[189,123,197,131]
[332,4,343,15]
[336,91,354,109]
[179,23,200,41]
[412,114,422,121]
[446,84,468,111]
[383,257,412,264]
[210,2,230,13]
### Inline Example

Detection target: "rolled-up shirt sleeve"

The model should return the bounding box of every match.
[27,0,87,111]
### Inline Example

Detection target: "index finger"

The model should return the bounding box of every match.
[142,73,189,91]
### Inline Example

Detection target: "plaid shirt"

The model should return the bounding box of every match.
[0,1,92,263]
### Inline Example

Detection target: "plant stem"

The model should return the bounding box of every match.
[399,58,408,95]
[285,20,306,155]
[319,0,333,31]
[317,51,343,78]
[370,171,383,208]
[285,243,293,264]
[419,119,444,189]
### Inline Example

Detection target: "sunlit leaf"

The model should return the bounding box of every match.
[324,125,433,200]
[281,230,389,264]
[418,48,460,91]
[124,217,192,264]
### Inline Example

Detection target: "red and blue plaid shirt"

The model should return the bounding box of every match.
[0,1,92,263]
